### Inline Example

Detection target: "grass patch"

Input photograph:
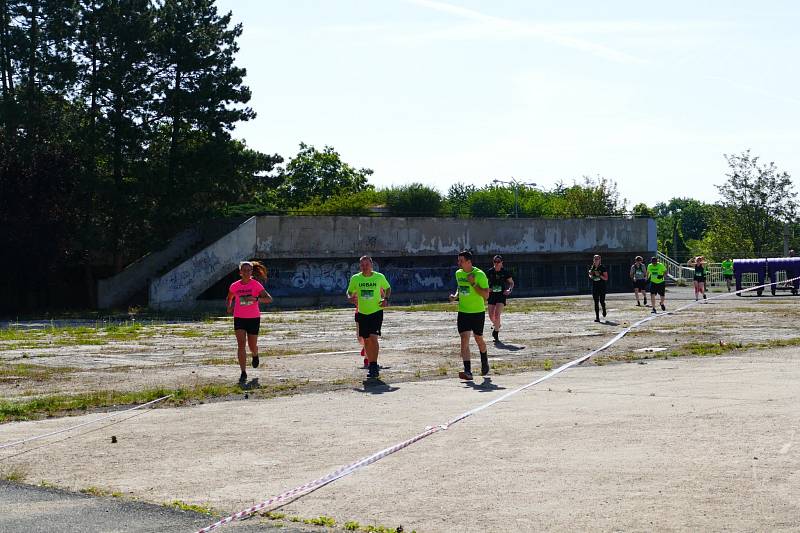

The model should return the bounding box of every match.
[164,500,216,515]
[0,379,311,423]
[0,363,76,381]
[1,467,27,482]
[303,515,336,527]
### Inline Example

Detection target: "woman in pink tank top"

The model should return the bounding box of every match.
[226,261,272,384]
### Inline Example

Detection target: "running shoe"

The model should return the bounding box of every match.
[458,371,474,381]
[602,308,607,317]
[703,294,707,300]
[651,308,657,314]
[367,363,379,378]
[594,318,600,322]
[636,301,641,307]
[644,298,648,305]
[239,371,247,383]
[252,355,259,368]
[492,330,499,342]
[660,303,666,311]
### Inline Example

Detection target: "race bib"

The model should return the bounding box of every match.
[492,285,502,293]
[239,295,253,306]
[360,289,374,299]
[459,285,471,295]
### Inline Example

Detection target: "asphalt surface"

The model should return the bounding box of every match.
[0,481,309,533]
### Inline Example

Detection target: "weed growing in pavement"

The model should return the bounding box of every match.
[1,467,27,482]
[543,359,554,371]
[303,516,336,526]
[164,500,216,515]
[263,511,286,520]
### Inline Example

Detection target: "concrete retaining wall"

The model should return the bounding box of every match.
[150,216,655,309]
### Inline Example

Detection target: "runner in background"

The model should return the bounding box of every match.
[487,255,514,343]
[647,256,667,314]
[721,257,734,292]
[449,250,490,380]
[589,254,608,322]
[689,256,708,301]
[629,255,648,306]
[347,256,391,379]
[226,261,272,384]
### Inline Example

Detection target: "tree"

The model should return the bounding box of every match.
[718,150,797,257]
[632,202,655,217]
[278,143,373,207]
[444,182,476,217]
[551,176,626,217]
[384,183,442,217]
[468,186,514,218]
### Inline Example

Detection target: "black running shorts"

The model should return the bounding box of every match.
[634,279,648,290]
[356,310,383,339]
[487,293,507,305]
[457,311,486,336]
[233,317,260,335]
[650,282,666,296]
[723,274,733,280]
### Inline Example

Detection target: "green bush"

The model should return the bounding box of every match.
[384,183,443,217]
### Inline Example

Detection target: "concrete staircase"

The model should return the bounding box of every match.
[97,217,248,309]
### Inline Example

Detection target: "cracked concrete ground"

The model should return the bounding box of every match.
[1,287,799,532]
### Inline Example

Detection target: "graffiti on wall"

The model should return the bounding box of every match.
[270,260,453,296]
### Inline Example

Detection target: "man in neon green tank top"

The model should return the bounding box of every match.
[647,256,667,314]
[347,255,391,379]
[448,250,490,380]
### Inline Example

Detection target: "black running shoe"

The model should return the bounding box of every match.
[239,371,247,383]
[602,307,607,317]
[703,294,707,300]
[660,303,666,311]
[252,355,259,368]
[643,298,647,305]
[367,362,379,378]
[636,301,641,307]
[651,308,657,314]
[492,329,499,342]
[594,318,600,322]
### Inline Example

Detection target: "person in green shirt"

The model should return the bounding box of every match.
[448,250,491,380]
[721,258,734,292]
[347,256,391,379]
[647,256,667,314]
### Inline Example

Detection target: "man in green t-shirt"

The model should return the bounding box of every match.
[448,250,490,380]
[721,258,734,292]
[347,255,391,379]
[647,256,667,314]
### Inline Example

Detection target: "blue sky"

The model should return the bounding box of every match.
[217,0,800,206]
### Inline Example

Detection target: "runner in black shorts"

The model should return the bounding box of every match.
[588,254,608,322]
[347,256,391,379]
[449,250,491,380]
[629,256,648,307]
[487,255,514,343]
[227,261,272,384]
[689,256,707,301]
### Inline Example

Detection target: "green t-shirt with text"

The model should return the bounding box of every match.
[455,267,489,313]
[647,262,667,284]
[721,259,734,276]
[347,272,391,315]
